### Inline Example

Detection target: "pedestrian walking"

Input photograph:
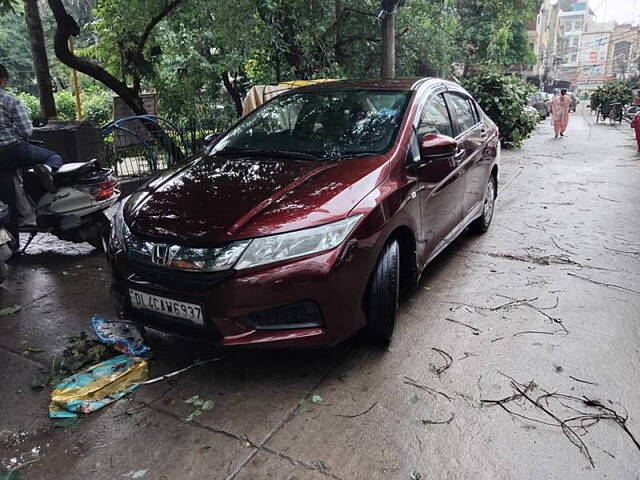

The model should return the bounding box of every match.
[631,111,640,152]
[551,89,571,138]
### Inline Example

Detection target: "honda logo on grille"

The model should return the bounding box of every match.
[151,244,175,267]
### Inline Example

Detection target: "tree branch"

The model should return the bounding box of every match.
[134,0,185,62]
[47,0,145,115]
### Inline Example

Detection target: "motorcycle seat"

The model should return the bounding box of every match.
[53,159,99,179]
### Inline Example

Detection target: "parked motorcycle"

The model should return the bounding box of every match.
[0,200,12,284]
[17,159,119,252]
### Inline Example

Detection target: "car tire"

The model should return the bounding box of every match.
[0,261,6,285]
[470,175,496,234]
[364,239,400,344]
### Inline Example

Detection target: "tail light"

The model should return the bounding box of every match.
[95,178,118,201]
[79,178,118,201]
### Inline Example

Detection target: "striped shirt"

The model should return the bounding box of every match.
[0,88,33,148]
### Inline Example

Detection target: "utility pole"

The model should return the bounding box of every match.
[380,0,404,79]
[23,0,57,119]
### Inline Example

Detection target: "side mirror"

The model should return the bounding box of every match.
[419,133,458,161]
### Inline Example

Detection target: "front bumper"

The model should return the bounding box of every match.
[109,242,372,348]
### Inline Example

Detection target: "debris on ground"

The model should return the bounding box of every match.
[429,348,452,376]
[0,305,22,316]
[311,394,323,404]
[481,372,640,467]
[140,357,225,385]
[45,332,116,388]
[21,347,44,356]
[184,395,215,421]
[336,402,377,419]
[420,413,454,426]
[91,316,150,356]
[49,354,148,418]
[123,469,148,479]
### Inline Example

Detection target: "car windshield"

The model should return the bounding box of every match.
[212,89,411,160]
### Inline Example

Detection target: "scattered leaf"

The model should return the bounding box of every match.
[185,395,204,406]
[185,409,202,422]
[22,348,44,356]
[311,394,322,404]
[0,305,22,316]
[132,470,148,479]
[297,399,311,414]
[201,400,215,411]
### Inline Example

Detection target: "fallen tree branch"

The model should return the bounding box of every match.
[430,348,452,376]
[420,413,454,425]
[336,402,377,419]
[443,317,482,333]
[550,236,576,255]
[482,374,640,467]
[569,375,599,386]
[568,272,640,296]
[513,330,556,337]
[403,376,451,401]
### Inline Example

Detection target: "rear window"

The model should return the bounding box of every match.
[447,94,478,134]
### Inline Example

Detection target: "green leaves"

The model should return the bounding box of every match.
[0,305,22,316]
[462,70,537,148]
[184,395,215,421]
[590,82,634,111]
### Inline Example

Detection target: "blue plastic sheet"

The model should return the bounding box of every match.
[49,354,148,418]
[91,316,150,356]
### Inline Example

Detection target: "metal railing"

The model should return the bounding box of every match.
[101,112,230,178]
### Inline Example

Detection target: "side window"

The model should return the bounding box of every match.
[447,93,478,134]
[417,94,454,138]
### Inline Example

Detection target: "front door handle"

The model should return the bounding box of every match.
[453,149,465,165]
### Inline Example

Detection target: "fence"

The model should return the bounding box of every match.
[102,110,232,178]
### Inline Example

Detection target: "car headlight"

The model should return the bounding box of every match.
[163,241,251,272]
[235,215,362,270]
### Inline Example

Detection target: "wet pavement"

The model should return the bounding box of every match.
[1,108,640,479]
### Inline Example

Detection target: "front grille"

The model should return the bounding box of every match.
[241,301,323,331]
[125,259,234,290]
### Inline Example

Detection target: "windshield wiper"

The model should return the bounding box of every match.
[333,152,380,160]
[214,147,321,162]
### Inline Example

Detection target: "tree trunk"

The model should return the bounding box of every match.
[222,72,243,117]
[335,0,344,64]
[23,0,57,119]
[380,10,395,78]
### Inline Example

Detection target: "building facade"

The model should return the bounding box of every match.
[531,0,639,92]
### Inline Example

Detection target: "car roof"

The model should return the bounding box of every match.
[294,77,434,92]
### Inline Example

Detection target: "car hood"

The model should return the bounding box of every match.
[126,154,388,245]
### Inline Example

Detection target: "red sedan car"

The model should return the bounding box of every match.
[108,78,500,347]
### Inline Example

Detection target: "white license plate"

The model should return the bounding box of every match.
[129,289,204,325]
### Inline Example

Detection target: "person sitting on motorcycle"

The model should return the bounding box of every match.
[0,64,62,250]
